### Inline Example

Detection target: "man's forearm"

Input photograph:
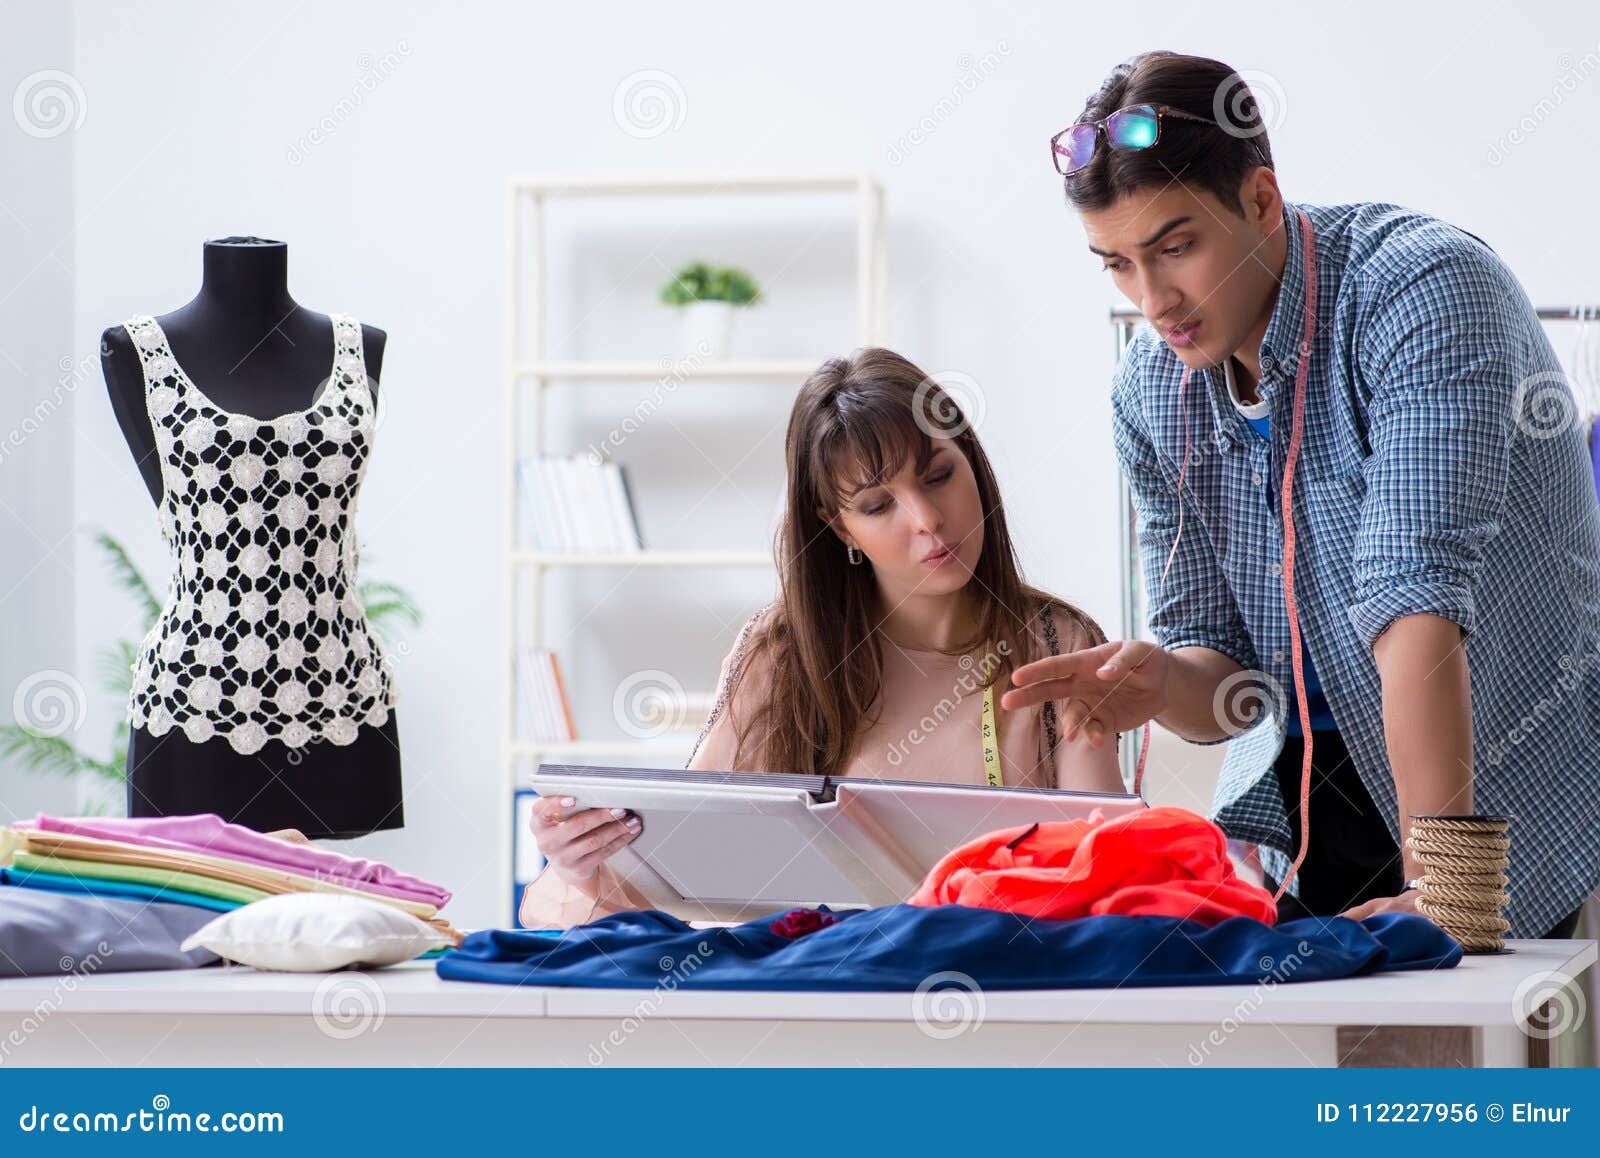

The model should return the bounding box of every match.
[1373,613,1475,879]
[1155,646,1249,742]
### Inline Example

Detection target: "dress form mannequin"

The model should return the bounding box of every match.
[101,237,404,838]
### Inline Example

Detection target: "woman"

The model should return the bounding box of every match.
[521,347,1121,927]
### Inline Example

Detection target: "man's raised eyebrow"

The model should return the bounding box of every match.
[1087,215,1195,258]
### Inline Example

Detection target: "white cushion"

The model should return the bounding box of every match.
[181,893,447,972]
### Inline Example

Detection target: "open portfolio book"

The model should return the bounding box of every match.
[531,764,1147,922]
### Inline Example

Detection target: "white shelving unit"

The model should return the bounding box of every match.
[514,359,821,379]
[500,173,887,923]
[511,549,773,568]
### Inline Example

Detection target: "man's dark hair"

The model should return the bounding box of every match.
[1063,51,1274,217]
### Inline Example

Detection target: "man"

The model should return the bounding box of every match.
[1002,50,1600,939]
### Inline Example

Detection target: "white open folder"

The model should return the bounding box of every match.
[531,764,1147,923]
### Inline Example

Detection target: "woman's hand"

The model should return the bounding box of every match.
[1341,888,1422,923]
[1000,639,1171,748]
[529,794,642,887]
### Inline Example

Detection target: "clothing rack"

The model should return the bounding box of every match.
[1105,302,1600,784]
[1534,305,1600,322]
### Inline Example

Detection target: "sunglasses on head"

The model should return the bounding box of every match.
[1050,102,1265,177]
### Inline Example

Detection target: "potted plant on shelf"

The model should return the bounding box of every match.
[658,262,761,359]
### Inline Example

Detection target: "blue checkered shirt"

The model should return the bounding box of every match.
[1112,199,1600,938]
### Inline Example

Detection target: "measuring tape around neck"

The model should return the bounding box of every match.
[981,680,1003,787]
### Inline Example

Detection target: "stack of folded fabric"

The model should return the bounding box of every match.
[1,812,460,947]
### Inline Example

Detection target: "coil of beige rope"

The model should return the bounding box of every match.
[1408,814,1511,953]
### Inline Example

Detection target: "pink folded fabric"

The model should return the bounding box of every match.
[30,813,451,908]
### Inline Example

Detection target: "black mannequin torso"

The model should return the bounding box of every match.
[103,238,387,503]
[102,237,404,839]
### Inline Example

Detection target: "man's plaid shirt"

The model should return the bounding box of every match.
[1112,199,1600,937]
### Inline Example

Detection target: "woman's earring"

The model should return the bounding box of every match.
[847,545,863,565]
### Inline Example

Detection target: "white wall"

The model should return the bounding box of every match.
[0,0,79,825]
[0,0,1594,927]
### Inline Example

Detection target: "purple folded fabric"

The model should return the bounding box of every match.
[1590,416,1600,507]
[30,813,451,908]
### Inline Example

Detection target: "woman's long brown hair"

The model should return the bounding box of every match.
[726,347,1104,774]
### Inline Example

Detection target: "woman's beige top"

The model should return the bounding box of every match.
[518,603,1121,929]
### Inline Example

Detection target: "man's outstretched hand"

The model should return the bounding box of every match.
[1000,639,1171,749]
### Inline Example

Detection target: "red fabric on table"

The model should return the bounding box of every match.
[908,806,1277,926]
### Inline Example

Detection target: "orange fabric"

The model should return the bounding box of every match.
[908,806,1277,927]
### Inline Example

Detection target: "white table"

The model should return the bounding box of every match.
[0,938,1592,1067]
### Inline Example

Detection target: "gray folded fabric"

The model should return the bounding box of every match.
[0,884,221,976]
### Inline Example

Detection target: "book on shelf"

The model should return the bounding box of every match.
[517,454,644,554]
[519,649,577,743]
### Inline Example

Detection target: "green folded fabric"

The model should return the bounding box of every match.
[9,850,272,906]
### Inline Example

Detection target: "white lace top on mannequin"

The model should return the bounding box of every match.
[122,312,399,756]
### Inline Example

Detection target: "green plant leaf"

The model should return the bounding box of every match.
[0,726,88,779]
[96,640,138,698]
[93,530,162,628]
[659,262,761,307]
[363,599,422,636]
[358,579,418,606]
[105,722,129,786]
[79,754,126,786]
[359,579,423,637]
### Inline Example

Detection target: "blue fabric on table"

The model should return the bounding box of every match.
[435,904,1460,990]
[0,866,241,913]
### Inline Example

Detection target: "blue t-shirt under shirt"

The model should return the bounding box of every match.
[1227,358,1337,735]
